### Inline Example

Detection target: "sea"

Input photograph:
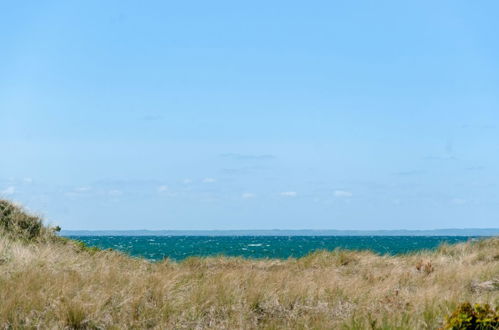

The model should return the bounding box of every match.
[65,235,480,261]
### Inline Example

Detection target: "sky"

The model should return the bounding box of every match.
[1,1,499,230]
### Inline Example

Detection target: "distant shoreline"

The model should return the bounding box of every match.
[60,228,499,237]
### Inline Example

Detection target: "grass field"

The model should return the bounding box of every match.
[0,199,498,329]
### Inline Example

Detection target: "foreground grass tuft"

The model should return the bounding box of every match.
[0,200,498,329]
[442,302,499,329]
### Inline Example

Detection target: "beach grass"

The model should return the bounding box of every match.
[0,199,498,329]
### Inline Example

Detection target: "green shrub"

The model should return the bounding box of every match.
[73,240,101,254]
[0,199,62,243]
[442,302,499,329]
[0,199,43,240]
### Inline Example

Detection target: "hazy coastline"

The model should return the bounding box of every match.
[61,228,499,237]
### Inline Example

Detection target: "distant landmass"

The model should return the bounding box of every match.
[61,228,499,236]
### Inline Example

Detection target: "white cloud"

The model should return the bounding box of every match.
[334,190,353,198]
[1,186,15,195]
[280,191,297,197]
[65,186,92,197]
[108,189,123,196]
[202,178,216,183]
[157,185,169,193]
[242,193,256,199]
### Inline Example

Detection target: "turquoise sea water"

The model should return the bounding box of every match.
[67,236,478,261]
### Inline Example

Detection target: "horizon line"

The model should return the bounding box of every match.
[60,228,499,237]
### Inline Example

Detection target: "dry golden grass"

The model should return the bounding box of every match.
[0,200,498,329]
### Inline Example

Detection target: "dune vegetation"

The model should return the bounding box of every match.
[0,199,498,329]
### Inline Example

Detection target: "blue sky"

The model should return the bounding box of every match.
[1,1,499,230]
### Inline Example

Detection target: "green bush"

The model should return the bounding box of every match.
[0,199,63,243]
[442,302,499,329]
[0,199,43,240]
[73,240,101,254]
